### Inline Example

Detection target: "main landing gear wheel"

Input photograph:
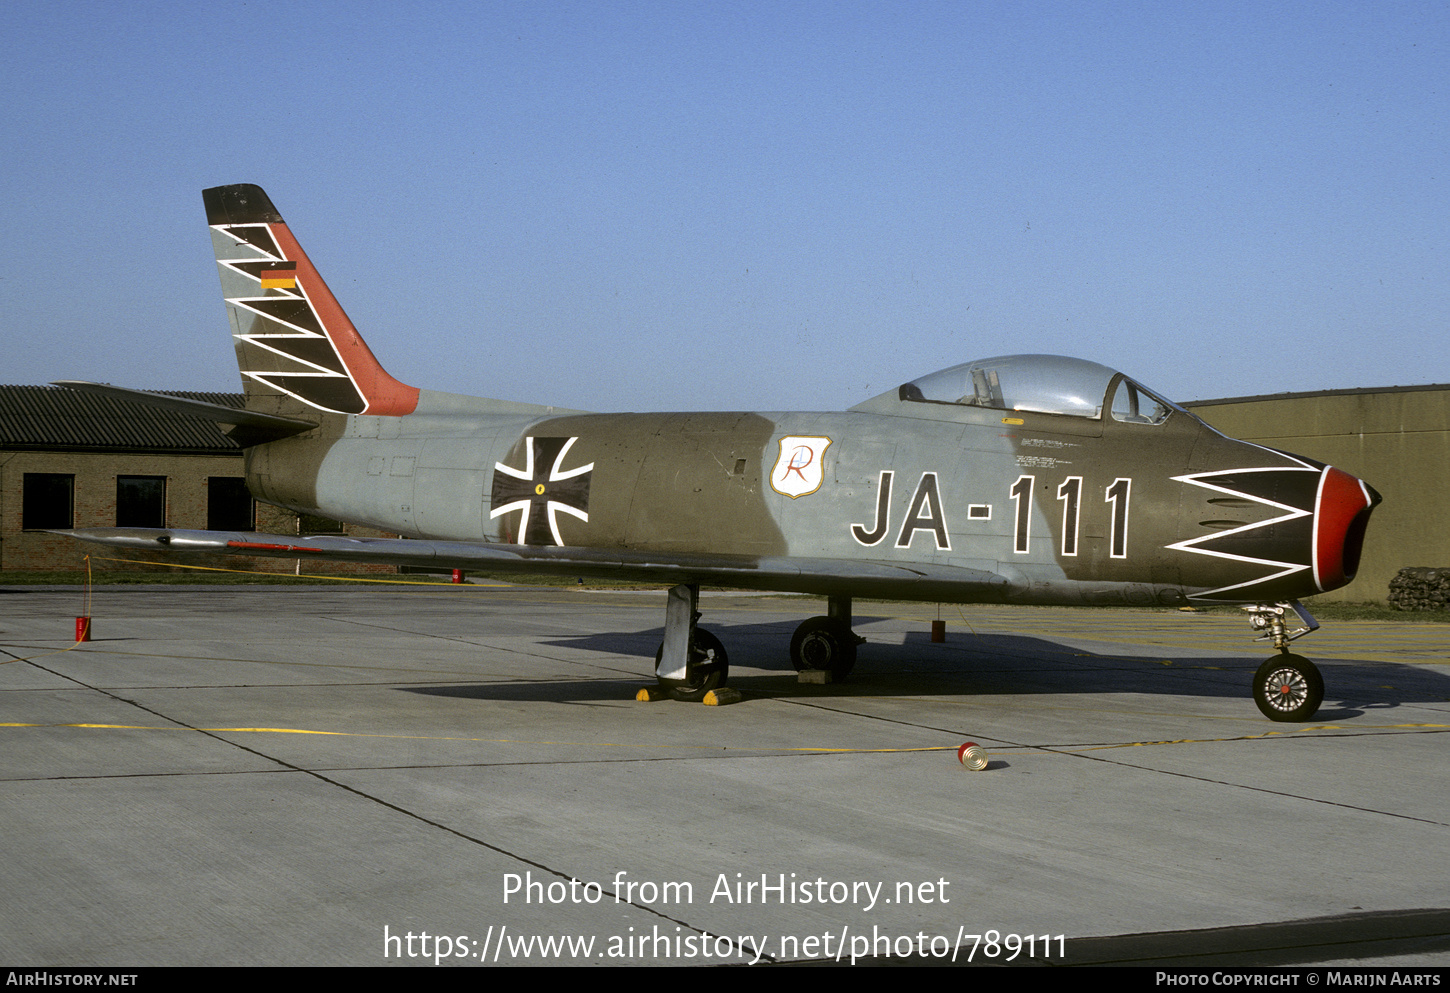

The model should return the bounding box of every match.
[1253,653,1324,723]
[655,628,729,702]
[790,616,857,680]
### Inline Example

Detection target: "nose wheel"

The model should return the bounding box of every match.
[1252,653,1324,722]
[1243,602,1326,722]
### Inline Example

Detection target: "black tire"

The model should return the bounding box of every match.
[1252,654,1324,722]
[656,628,729,702]
[789,616,857,680]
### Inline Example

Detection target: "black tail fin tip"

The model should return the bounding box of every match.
[204,185,283,226]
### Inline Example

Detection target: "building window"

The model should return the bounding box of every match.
[116,476,166,528]
[208,477,255,531]
[23,473,74,530]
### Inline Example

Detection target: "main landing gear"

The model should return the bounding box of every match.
[651,588,865,702]
[654,584,729,702]
[789,595,863,680]
[1244,601,1325,722]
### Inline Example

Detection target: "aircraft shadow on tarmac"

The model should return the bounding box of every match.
[404,616,1450,716]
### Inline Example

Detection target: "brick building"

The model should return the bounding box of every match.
[0,386,395,575]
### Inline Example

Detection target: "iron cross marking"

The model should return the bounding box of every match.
[489,436,593,545]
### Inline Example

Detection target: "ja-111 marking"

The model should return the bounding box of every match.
[60,185,1380,721]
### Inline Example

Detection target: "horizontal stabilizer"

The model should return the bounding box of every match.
[51,381,317,445]
[63,528,1011,601]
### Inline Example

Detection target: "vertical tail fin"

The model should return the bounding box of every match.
[204,184,419,417]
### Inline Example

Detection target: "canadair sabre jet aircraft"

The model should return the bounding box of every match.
[61,185,1380,721]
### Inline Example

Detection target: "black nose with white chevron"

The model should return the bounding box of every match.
[1171,462,1380,602]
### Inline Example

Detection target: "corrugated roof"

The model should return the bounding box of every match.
[1187,383,1450,408]
[0,386,246,453]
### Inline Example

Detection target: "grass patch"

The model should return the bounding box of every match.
[1303,601,1450,622]
[0,569,697,590]
[1156,601,1449,623]
[0,570,370,586]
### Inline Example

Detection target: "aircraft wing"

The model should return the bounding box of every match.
[62,528,1012,602]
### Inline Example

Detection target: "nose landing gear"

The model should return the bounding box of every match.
[1243,602,1324,722]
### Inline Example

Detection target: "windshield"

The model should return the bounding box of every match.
[899,354,1181,422]
[1108,377,1176,425]
[902,355,1116,418]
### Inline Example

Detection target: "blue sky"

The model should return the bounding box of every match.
[3,1,1445,412]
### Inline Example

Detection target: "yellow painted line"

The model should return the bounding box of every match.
[6,720,1444,758]
[0,637,92,666]
[1068,722,1450,752]
[0,722,952,755]
[12,644,514,678]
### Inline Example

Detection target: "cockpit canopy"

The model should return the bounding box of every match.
[897,354,1181,424]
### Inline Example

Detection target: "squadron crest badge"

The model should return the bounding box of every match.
[770,436,832,499]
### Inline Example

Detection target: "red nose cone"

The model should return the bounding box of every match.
[1314,467,1380,592]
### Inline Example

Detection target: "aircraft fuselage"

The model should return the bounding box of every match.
[245,383,1370,609]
